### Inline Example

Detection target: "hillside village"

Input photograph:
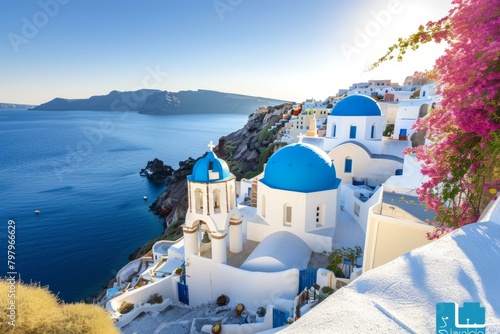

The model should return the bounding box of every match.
[99,75,499,333]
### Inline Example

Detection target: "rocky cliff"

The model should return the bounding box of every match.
[138,103,293,257]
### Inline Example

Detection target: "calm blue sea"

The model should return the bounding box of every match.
[0,109,247,302]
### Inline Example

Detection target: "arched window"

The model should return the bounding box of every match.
[213,189,221,213]
[261,195,266,218]
[283,204,292,226]
[195,188,204,214]
[344,156,353,173]
[419,104,429,118]
[349,124,357,139]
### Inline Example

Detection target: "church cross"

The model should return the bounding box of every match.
[208,141,216,152]
[297,133,305,143]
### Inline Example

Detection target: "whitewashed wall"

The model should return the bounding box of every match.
[186,255,299,309]
[106,274,180,327]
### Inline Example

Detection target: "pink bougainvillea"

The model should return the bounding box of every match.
[373,0,500,237]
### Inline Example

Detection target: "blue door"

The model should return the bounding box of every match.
[177,282,189,305]
[298,268,318,294]
[273,308,289,328]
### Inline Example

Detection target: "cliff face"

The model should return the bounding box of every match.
[148,103,293,230]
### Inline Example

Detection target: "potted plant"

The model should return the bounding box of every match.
[321,286,334,300]
[211,321,222,334]
[147,293,163,304]
[118,301,134,314]
[235,303,244,316]
[256,306,266,318]
[174,267,183,275]
[216,294,229,306]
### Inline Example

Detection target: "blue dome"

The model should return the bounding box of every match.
[261,143,340,193]
[331,95,382,116]
[188,151,232,183]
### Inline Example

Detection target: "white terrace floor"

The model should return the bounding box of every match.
[199,207,365,269]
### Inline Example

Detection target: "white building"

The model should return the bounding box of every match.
[179,140,344,307]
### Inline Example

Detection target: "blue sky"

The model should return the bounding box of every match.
[0,0,452,105]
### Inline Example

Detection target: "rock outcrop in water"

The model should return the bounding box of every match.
[140,158,174,180]
[146,103,293,233]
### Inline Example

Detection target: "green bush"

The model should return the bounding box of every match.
[326,246,363,278]
[383,124,394,136]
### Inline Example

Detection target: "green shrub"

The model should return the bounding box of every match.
[383,124,394,136]
[321,286,334,294]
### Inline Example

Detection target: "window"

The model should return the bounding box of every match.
[332,123,337,137]
[208,161,219,180]
[371,124,375,139]
[213,189,221,213]
[349,125,357,139]
[195,188,204,214]
[284,204,292,226]
[344,157,353,173]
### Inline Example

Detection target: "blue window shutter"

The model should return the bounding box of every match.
[345,158,353,173]
[349,126,357,139]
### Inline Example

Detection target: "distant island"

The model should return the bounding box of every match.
[31,89,289,115]
[0,103,36,109]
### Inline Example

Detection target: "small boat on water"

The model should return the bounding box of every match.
[143,196,148,200]
[34,210,41,214]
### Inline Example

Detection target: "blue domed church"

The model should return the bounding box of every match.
[247,141,341,253]
[182,140,342,307]
[324,94,385,154]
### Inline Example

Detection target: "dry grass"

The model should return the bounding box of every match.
[0,280,118,334]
